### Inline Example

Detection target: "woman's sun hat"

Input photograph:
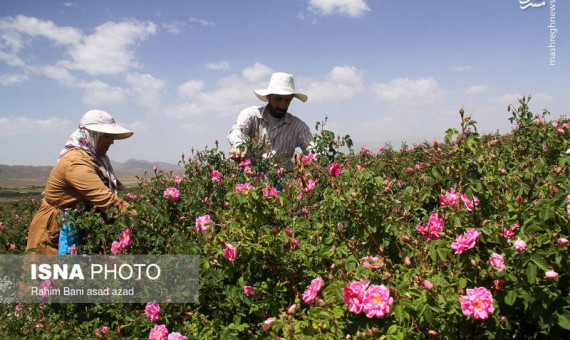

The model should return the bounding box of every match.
[254,72,308,103]
[79,110,133,139]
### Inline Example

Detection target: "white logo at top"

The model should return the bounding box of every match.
[520,0,546,9]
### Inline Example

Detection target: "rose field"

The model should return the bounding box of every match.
[1,97,569,339]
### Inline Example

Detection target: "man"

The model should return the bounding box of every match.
[227,72,313,170]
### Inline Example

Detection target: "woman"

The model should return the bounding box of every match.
[26,110,134,255]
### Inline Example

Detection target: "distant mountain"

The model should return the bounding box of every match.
[0,164,53,179]
[0,159,182,190]
[113,159,180,171]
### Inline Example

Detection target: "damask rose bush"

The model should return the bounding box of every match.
[1,97,569,338]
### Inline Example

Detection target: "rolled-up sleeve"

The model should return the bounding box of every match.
[228,107,257,147]
[297,122,314,155]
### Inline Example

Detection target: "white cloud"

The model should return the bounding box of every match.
[372,77,443,106]
[177,80,204,99]
[205,61,231,71]
[62,20,156,75]
[162,21,186,34]
[0,116,73,136]
[308,0,371,17]
[305,65,364,102]
[0,73,28,86]
[125,72,165,108]
[165,66,269,119]
[1,15,82,46]
[454,65,473,72]
[41,64,76,86]
[78,80,128,106]
[242,62,273,82]
[465,85,488,95]
[189,17,216,27]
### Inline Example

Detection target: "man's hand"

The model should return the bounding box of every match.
[229,145,247,162]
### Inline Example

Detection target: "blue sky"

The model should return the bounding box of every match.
[1,0,568,165]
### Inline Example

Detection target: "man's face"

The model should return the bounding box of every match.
[268,94,294,118]
[96,133,115,156]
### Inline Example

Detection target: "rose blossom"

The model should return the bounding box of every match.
[224,243,236,261]
[513,238,526,254]
[163,187,180,201]
[167,332,187,340]
[110,241,122,255]
[302,277,324,303]
[145,302,160,322]
[211,170,222,182]
[460,287,495,319]
[263,317,276,332]
[545,270,558,280]
[416,213,444,240]
[559,237,569,247]
[343,279,370,314]
[489,253,505,271]
[119,229,131,248]
[173,176,182,184]
[149,324,168,340]
[439,188,460,206]
[243,286,255,296]
[362,285,393,318]
[328,163,342,177]
[421,280,434,290]
[235,183,253,195]
[359,256,384,268]
[450,228,481,254]
[195,215,212,233]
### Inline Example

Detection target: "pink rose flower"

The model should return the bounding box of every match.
[545,270,558,280]
[421,280,434,290]
[211,170,221,182]
[404,257,411,266]
[173,176,182,184]
[328,163,342,177]
[238,158,251,167]
[119,228,132,248]
[460,287,495,319]
[302,277,324,303]
[559,237,569,247]
[163,187,180,201]
[243,286,255,296]
[167,332,187,340]
[263,317,276,332]
[235,183,253,195]
[195,215,212,233]
[450,228,481,254]
[489,253,505,271]
[149,324,168,340]
[513,238,526,254]
[362,285,393,318]
[224,243,236,261]
[110,241,122,255]
[69,244,77,254]
[440,188,460,206]
[359,256,384,268]
[145,302,160,322]
[343,279,370,314]
[416,213,444,240]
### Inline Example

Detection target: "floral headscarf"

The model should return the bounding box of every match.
[59,128,123,194]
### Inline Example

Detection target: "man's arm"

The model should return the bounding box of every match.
[297,121,314,156]
[227,107,257,160]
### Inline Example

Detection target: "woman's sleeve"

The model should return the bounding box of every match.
[65,157,129,213]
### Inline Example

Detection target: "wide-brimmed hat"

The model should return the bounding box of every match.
[79,110,133,140]
[254,72,308,103]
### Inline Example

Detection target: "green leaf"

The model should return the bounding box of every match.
[557,312,570,330]
[458,277,467,289]
[527,263,537,284]
[531,255,550,271]
[504,290,516,306]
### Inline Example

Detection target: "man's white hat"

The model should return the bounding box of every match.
[254,72,308,103]
[79,110,133,140]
